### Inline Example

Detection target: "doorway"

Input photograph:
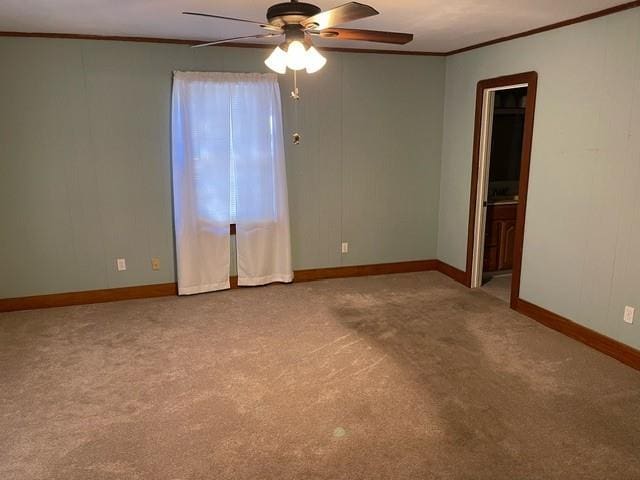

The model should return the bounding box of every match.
[465,72,538,308]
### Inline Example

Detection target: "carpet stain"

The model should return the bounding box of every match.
[333,427,347,438]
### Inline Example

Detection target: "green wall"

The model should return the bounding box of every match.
[437,8,640,349]
[1,10,640,351]
[0,37,445,298]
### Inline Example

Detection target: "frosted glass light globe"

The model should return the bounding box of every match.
[264,45,287,74]
[286,41,307,71]
[305,46,327,73]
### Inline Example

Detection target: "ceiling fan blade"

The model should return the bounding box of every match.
[301,2,378,30]
[310,28,413,45]
[182,12,282,32]
[192,33,282,48]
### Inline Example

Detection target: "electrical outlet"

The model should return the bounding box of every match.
[151,258,161,271]
[116,258,127,271]
[341,242,349,254]
[624,306,635,324]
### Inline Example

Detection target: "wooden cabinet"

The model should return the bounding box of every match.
[483,203,517,272]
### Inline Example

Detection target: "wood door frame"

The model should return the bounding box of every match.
[465,71,538,308]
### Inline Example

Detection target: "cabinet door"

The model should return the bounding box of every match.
[483,214,501,272]
[499,220,517,270]
[484,204,517,273]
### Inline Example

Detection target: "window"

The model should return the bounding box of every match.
[171,71,292,294]
[173,71,284,228]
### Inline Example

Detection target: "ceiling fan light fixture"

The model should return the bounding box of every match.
[187,1,414,71]
[305,46,326,74]
[285,40,308,71]
[265,45,288,74]
[265,38,326,74]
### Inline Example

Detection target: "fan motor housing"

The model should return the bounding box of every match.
[266,2,321,27]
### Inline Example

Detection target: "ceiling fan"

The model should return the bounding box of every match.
[183,1,414,74]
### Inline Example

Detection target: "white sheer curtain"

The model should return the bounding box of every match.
[171,71,292,295]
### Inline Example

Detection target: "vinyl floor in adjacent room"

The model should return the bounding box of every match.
[481,273,512,303]
[1,272,640,479]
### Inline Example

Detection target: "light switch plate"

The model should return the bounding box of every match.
[116,258,127,271]
[624,306,635,324]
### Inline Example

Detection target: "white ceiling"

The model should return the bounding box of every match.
[0,0,631,52]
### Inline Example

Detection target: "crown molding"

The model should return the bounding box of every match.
[0,31,444,56]
[1,2,639,57]
[447,0,640,55]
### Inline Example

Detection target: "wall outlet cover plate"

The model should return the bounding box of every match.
[624,306,635,324]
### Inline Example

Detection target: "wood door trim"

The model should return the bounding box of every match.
[465,71,538,308]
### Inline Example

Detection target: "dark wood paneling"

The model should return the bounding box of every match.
[515,298,640,372]
[465,71,538,305]
[448,1,640,55]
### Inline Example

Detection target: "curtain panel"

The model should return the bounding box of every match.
[171,71,293,295]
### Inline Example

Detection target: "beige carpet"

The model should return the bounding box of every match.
[1,272,639,479]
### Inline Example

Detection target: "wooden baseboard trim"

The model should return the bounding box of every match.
[0,283,178,313]
[294,259,439,283]
[436,261,469,286]
[234,260,439,286]
[1,260,442,312]
[433,261,640,371]
[514,298,640,371]
[9,262,636,373]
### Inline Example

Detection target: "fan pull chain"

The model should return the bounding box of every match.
[291,70,301,145]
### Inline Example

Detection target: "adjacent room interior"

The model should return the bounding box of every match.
[481,87,528,302]
[1,1,640,478]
